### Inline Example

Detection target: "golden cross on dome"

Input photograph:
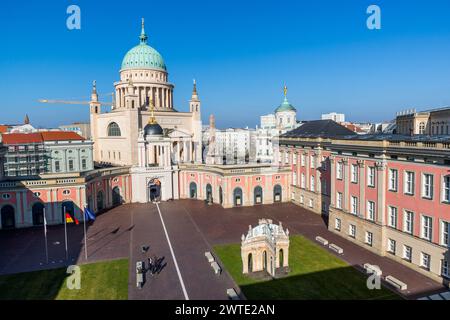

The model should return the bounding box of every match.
[283,84,288,97]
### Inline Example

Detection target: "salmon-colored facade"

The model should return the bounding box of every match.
[279,133,450,286]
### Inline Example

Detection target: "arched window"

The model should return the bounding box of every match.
[108,122,121,136]
[419,122,425,135]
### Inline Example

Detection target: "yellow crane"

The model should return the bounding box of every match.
[38,81,115,107]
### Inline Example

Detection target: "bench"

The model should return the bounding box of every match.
[363,263,382,277]
[385,275,407,291]
[211,261,222,275]
[329,243,343,254]
[429,294,444,300]
[227,288,240,300]
[205,251,215,263]
[440,291,450,300]
[315,236,329,246]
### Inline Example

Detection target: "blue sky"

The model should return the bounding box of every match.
[2,0,450,128]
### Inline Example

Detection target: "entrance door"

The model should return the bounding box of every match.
[274,185,282,202]
[233,188,243,207]
[112,187,121,206]
[254,186,263,205]
[1,205,15,229]
[206,184,212,202]
[32,203,45,226]
[149,184,161,202]
[189,182,197,199]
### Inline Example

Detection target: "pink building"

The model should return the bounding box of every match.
[279,120,450,286]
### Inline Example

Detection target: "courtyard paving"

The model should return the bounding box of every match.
[0,200,447,299]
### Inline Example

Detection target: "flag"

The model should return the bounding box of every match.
[84,207,96,222]
[65,213,79,225]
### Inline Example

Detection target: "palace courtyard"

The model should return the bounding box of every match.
[0,200,447,300]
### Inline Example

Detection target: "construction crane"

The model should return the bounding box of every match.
[38,98,113,107]
[38,81,115,107]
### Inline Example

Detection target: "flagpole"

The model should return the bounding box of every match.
[43,207,49,264]
[64,205,68,261]
[83,207,88,261]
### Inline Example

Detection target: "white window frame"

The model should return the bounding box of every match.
[388,239,396,254]
[292,172,297,186]
[335,218,341,231]
[351,164,358,183]
[389,169,398,192]
[336,192,343,209]
[351,196,358,215]
[388,206,398,229]
[336,162,343,180]
[403,210,414,234]
[310,175,315,192]
[403,245,412,262]
[443,175,450,203]
[367,167,375,187]
[442,259,449,278]
[421,252,431,270]
[301,154,305,167]
[367,201,375,221]
[301,173,305,189]
[441,220,449,248]
[365,231,373,246]
[422,173,434,199]
[349,224,356,238]
[404,171,415,195]
[421,215,433,242]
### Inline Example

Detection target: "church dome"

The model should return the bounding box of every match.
[121,19,166,71]
[275,96,296,113]
[275,85,296,113]
[144,122,163,136]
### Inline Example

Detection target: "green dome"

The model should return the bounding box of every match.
[121,19,167,71]
[275,96,297,113]
[121,44,166,71]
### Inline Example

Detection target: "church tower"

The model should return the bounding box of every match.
[89,81,101,162]
[190,79,203,163]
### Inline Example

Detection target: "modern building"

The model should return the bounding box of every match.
[59,122,91,139]
[396,107,450,135]
[279,124,450,285]
[321,112,345,123]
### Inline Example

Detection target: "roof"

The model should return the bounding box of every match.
[281,120,357,138]
[1,131,85,145]
[2,133,43,145]
[0,125,9,133]
[40,131,85,141]
[335,133,450,143]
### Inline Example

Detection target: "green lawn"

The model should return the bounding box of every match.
[214,236,400,300]
[0,258,128,300]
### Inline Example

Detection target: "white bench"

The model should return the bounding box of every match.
[385,275,407,291]
[440,291,450,300]
[205,251,215,263]
[211,261,222,275]
[429,294,444,300]
[315,236,329,246]
[329,243,343,254]
[227,288,240,300]
[363,263,382,277]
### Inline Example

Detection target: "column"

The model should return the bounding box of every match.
[358,160,365,219]
[343,158,349,212]
[330,156,336,207]
[184,141,189,162]
[376,160,387,225]
[155,87,159,108]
